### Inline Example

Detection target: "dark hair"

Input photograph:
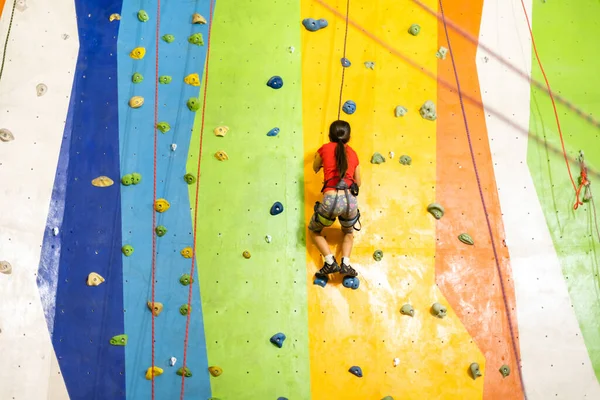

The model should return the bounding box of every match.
[328,120,351,179]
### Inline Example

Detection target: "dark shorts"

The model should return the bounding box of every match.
[308,191,359,234]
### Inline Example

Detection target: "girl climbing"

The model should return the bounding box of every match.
[309,120,361,280]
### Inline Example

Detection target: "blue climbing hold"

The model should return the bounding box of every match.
[267,127,280,137]
[317,19,328,28]
[351,277,360,290]
[341,57,351,67]
[343,276,360,290]
[267,76,283,89]
[270,333,286,348]
[277,398,289,400]
[302,18,319,31]
[314,276,328,287]
[342,100,356,115]
[349,366,363,378]
[270,202,284,215]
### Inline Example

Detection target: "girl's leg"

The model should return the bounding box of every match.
[341,232,354,258]
[309,229,333,259]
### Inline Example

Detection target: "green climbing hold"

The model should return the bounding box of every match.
[180,304,191,315]
[122,245,134,257]
[187,97,200,112]
[180,274,194,286]
[431,302,447,318]
[137,10,149,22]
[176,367,193,377]
[132,73,143,83]
[155,225,167,237]
[159,75,172,84]
[499,364,510,378]
[427,203,444,219]
[373,250,383,261]
[408,24,421,36]
[184,173,197,184]
[109,334,128,346]
[394,105,408,117]
[121,174,133,186]
[131,172,142,185]
[188,33,204,46]
[420,100,437,121]
[156,122,171,133]
[162,34,175,43]
[399,155,412,165]
[382,397,394,400]
[458,233,474,245]
[370,152,385,164]
[470,362,482,380]
[400,304,414,317]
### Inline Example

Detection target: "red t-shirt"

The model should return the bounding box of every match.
[317,142,359,188]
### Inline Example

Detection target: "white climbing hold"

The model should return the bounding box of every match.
[52,227,59,236]
[436,46,448,60]
[364,61,375,69]
[289,46,295,53]
[15,0,27,12]
[389,151,395,159]
[62,34,69,40]
[393,358,400,367]
[0,128,15,142]
[170,357,177,366]
[36,83,48,97]
[171,143,177,151]
[265,235,272,243]
[0,261,12,275]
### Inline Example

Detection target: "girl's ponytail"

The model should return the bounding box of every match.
[329,120,351,180]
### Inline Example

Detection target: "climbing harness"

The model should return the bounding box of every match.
[573,151,591,210]
[315,179,361,232]
[0,0,17,84]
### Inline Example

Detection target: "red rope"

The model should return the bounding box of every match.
[179,0,215,398]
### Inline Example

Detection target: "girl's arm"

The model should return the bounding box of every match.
[313,152,323,173]
[353,165,362,187]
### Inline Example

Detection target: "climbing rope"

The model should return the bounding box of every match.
[0,0,17,84]
[336,0,350,120]
[574,151,590,210]
[437,0,528,397]
[179,0,215,398]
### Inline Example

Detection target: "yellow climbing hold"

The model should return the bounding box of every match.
[208,366,223,377]
[184,73,200,86]
[128,96,144,108]
[154,199,170,213]
[192,13,207,24]
[181,247,193,258]
[145,366,163,380]
[91,176,114,187]
[215,150,229,161]
[242,251,251,259]
[147,301,164,316]
[130,47,146,60]
[86,272,105,286]
[109,13,121,22]
[214,126,229,137]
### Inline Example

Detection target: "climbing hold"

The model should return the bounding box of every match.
[267,127,280,137]
[317,19,328,28]
[341,57,351,67]
[242,251,251,259]
[181,247,193,258]
[86,272,105,286]
[36,83,48,97]
[393,358,400,367]
[131,173,141,185]
[129,96,144,108]
[302,18,320,32]
[270,332,286,348]
[343,276,360,290]
[265,235,272,243]
[192,12,207,24]
[170,357,177,367]
[154,199,170,213]
[313,276,328,287]
[349,366,363,378]
[180,274,194,286]
[145,366,163,380]
[436,46,448,60]
[400,304,415,317]
[419,100,437,121]
[458,233,474,245]
[214,126,229,137]
[179,304,191,315]
[408,24,421,36]
[132,73,143,83]
[156,122,171,133]
[342,100,356,115]
[184,73,200,86]
[470,363,482,380]
[137,10,149,22]
[0,128,15,142]
[177,366,193,377]
[187,97,200,111]
[431,302,447,318]
[289,46,295,53]
[109,13,120,22]
[121,174,133,186]
[121,245,134,257]
[389,151,395,159]
[0,261,13,275]
[278,398,289,400]
[215,151,229,161]
[394,105,408,117]
[147,301,163,316]
[371,152,385,164]
[109,334,128,346]
[373,250,384,261]
[499,364,510,378]
[427,203,444,219]
[270,202,284,215]
[155,225,167,237]
[162,34,175,43]
[400,155,412,166]
[91,176,114,187]
[52,227,59,236]
[188,33,204,46]
[208,366,223,377]
[171,144,177,151]
[267,76,284,89]
[159,75,172,84]
[130,47,146,59]
[184,173,196,184]
[365,61,375,69]
[382,397,394,400]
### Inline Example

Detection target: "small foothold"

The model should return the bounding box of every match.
[184,173,196,184]
[156,122,171,133]
[130,47,146,59]
[188,33,204,46]
[400,304,415,317]
[408,24,421,36]
[427,203,445,219]
[180,274,194,286]
[431,302,447,318]
[373,250,384,261]
[242,251,251,259]
[0,261,13,275]
[343,276,360,290]
[130,172,141,185]
[159,75,172,84]
[270,202,284,215]
[36,83,48,97]
[162,34,175,43]
[267,127,280,137]
[289,46,295,53]
[313,276,328,287]
[499,364,510,378]
[208,366,223,377]
[419,100,437,121]
[92,176,114,187]
[267,76,284,89]
[184,73,200,86]
[121,174,133,186]
[154,199,170,213]
[317,19,328,28]
[302,18,320,32]
[342,100,356,115]
[393,358,400,367]
[179,304,191,315]
[214,126,229,137]
[470,363,482,380]
[52,227,59,236]
[270,332,286,348]
[371,152,386,164]
[192,12,207,24]
[383,397,395,400]
[109,334,128,346]
[365,61,375,69]
[181,247,193,258]
[399,155,412,165]
[187,97,200,111]
[132,73,143,83]
[137,10,149,22]
[87,272,105,286]
[349,366,363,378]
[389,151,395,159]
[171,144,177,151]
[121,245,134,257]
[341,57,351,67]
[155,225,167,237]
[145,366,163,380]
[394,105,408,117]
[177,366,193,377]
[62,34,69,40]
[0,128,15,142]
[436,46,448,60]
[147,301,163,316]
[458,233,474,245]
[129,96,144,108]
[265,235,272,243]
[109,13,120,22]
[215,150,229,161]
[170,357,177,367]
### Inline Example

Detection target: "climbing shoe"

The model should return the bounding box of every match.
[340,262,358,277]
[315,258,340,280]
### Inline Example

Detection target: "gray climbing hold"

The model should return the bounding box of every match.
[371,152,385,164]
[0,260,12,275]
[436,46,448,60]
[348,366,363,378]
[431,302,447,318]
[420,100,437,121]
[0,128,15,142]
[373,250,383,261]
[36,83,48,97]
[399,155,412,165]
[470,362,482,380]
[458,233,474,245]
[341,57,351,67]
[364,61,375,69]
[427,203,444,219]
[408,24,421,36]
[400,304,414,317]
[499,364,510,378]
[394,105,408,117]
